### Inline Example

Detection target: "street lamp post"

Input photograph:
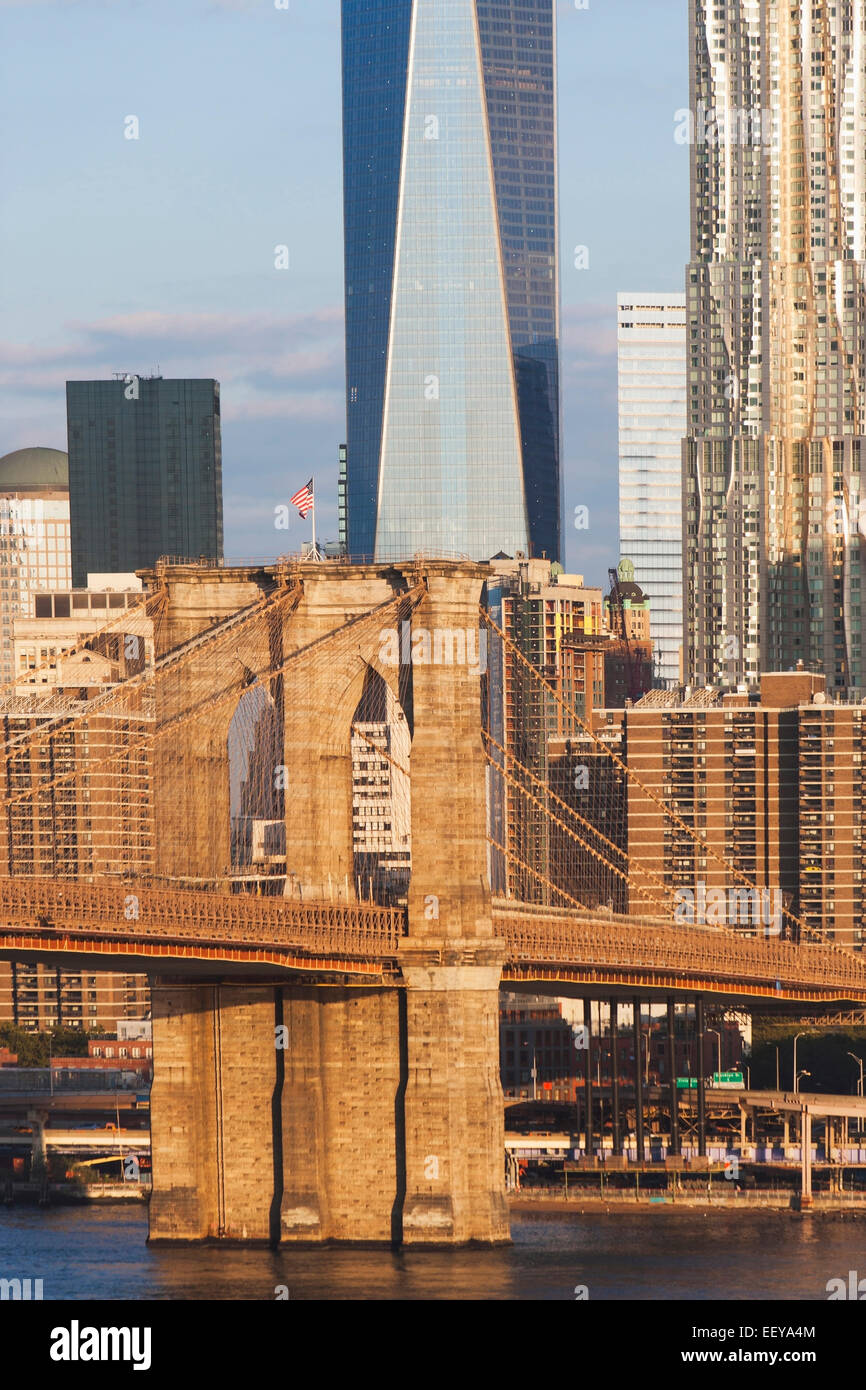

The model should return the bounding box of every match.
[793,1032,805,1092]
[847,1052,864,1098]
[796,1070,811,1094]
[707,1028,721,1086]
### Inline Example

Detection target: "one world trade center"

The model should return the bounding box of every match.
[341,0,561,563]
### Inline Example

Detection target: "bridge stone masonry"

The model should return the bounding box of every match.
[146,560,509,1247]
[2,559,866,1247]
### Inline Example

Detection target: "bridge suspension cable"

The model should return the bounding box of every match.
[481,608,816,945]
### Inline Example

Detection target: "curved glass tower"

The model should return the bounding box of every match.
[341,0,560,563]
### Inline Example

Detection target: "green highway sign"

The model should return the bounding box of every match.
[676,1072,744,1090]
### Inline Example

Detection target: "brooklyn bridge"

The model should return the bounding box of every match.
[0,559,864,1246]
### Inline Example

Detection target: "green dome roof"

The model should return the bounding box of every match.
[0,447,69,491]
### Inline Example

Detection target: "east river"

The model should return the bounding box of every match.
[1,1205,863,1299]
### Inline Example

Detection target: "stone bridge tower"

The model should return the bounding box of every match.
[146,560,508,1247]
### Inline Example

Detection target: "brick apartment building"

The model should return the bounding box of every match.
[552,671,863,951]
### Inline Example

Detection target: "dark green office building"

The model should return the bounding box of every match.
[66,376,223,586]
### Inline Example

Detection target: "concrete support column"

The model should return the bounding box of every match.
[799,1105,814,1208]
[667,999,680,1156]
[26,1111,47,1181]
[583,998,594,1159]
[399,950,508,1245]
[696,996,707,1158]
[610,999,621,1156]
[633,997,645,1162]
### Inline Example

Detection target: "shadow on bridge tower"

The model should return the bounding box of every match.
[146,561,508,1248]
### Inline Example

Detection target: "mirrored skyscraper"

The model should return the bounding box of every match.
[341,0,560,562]
[66,377,223,587]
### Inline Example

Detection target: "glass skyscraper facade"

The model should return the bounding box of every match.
[684,0,866,693]
[66,377,223,587]
[341,0,560,563]
[617,294,687,687]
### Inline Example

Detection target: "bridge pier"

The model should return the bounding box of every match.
[148,982,281,1243]
[148,970,508,1247]
[398,947,508,1245]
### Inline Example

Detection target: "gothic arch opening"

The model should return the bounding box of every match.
[350,667,411,904]
[228,683,285,888]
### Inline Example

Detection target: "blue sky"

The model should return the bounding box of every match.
[0,0,688,586]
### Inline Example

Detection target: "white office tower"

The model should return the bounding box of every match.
[617,294,687,687]
[0,448,71,688]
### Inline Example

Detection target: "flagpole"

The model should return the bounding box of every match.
[311,480,318,561]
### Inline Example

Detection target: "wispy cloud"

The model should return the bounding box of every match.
[0,0,120,7]
[0,308,345,431]
[0,300,619,582]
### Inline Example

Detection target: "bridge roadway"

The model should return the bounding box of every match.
[1,879,866,1008]
[0,1129,149,1153]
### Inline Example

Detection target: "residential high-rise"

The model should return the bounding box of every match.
[486,558,604,901]
[0,601,154,1030]
[684,0,866,694]
[617,294,687,686]
[0,966,149,1032]
[66,377,223,586]
[0,448,71,689]
[612,672,863,953]
[341,0,560,562]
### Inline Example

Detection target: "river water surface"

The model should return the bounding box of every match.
[0,1206,863,1300]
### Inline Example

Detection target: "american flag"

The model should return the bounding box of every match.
[290,479,314,520]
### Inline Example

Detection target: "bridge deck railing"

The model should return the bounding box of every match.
[3,879,866,996]
[496,908,866,992]
[0,878,406,958]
